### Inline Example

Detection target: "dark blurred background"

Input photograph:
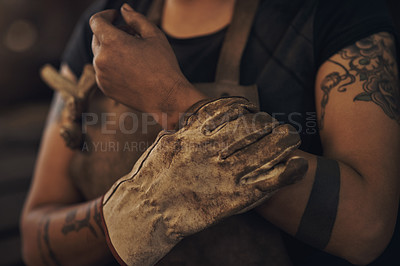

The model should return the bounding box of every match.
[0,0,92,265]
[0,0,399,265]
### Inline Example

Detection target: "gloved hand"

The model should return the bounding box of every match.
[101,97,308,266]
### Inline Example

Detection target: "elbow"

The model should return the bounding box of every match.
[343,216,395,265]
[20,218,31,265]
[20,212,38,265]
[21,243,34,266]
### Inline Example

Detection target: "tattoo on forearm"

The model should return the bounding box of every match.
[42,218,62,266]
[319,32,400,129]
[36,203,103,265]
[61,204,98,238]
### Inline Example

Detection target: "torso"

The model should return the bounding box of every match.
[69,0,252,199]
[64,0,400,264]
[67,0,320,264]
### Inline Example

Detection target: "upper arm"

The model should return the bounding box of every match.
[255,32,399,263]
[22,64,82,214]
[315,31,400,210]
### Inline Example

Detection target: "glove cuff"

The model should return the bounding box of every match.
[101,191,180,265]
[99,195,128,266]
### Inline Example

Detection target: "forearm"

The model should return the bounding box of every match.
[257,150,399,265]
[21,197,113,266]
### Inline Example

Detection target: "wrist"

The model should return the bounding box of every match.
[156,79,207,130]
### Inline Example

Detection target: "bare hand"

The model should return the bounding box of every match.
[89,4,205,129]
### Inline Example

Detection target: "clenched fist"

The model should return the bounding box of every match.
[90,4,206,129]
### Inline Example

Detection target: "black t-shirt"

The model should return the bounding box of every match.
[61,0,399,154]
[63,0,397,77]
[61,0,399,265]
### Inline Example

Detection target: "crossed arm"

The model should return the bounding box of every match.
[20,65,112,265]
[257,32,400,265]
[20,7,400,266]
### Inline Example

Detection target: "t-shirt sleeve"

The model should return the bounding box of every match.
[61,0,108,77]
[314,0,397,68]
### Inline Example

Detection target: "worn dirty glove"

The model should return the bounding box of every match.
[101,97,308,266]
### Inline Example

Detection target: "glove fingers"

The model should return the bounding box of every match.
[198,97,257,118]
[218,113,280,159]
[214,156,307,217]
[201,101,258,135]
[240,156,308,192]
[220,124,301,173]
[182,97,257,129]
[232,156,307,215]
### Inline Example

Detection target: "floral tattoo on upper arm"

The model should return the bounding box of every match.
[319,32,400,129]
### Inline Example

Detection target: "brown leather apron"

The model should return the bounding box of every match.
[69,0,292,264]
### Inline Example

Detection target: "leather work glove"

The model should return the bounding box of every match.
[101,97,308,266]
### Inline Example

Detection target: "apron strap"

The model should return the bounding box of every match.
[146,0,260,85]
[147,0,164,24]
[215,0,260,85]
